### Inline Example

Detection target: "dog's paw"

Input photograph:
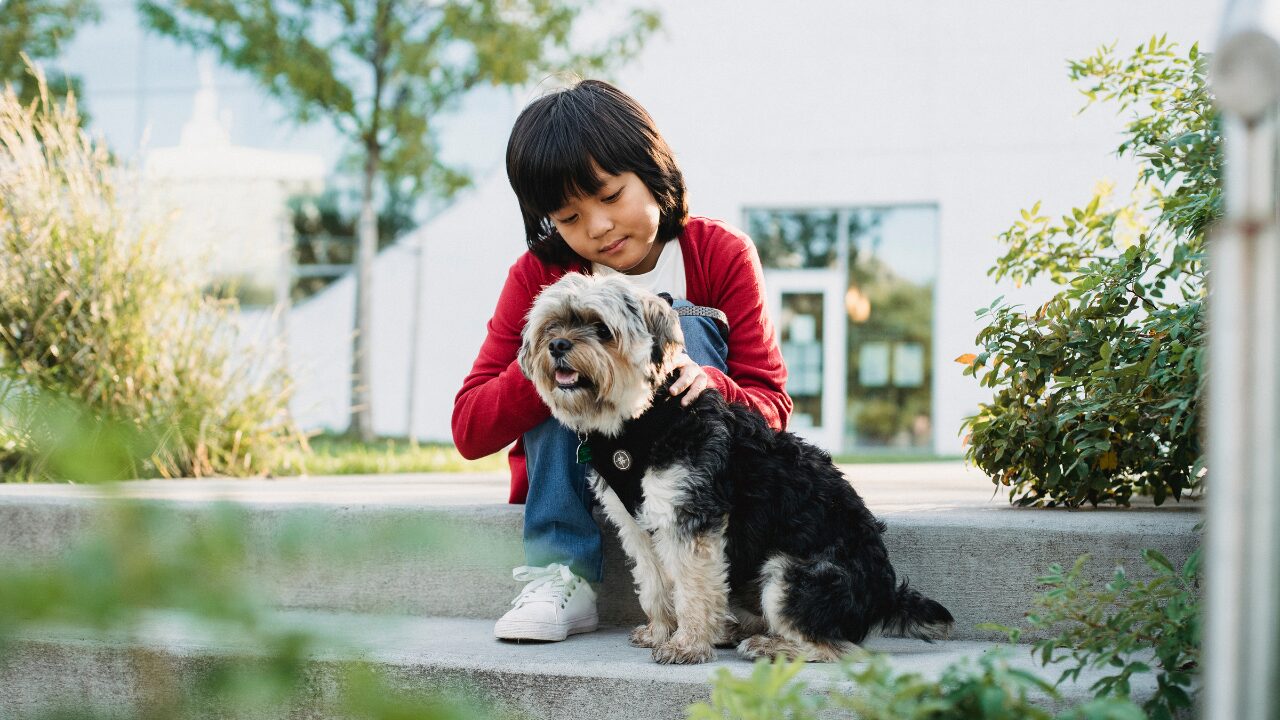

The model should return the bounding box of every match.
[630,623,670,648]
[716,614,767,648]
[737,634,784,661]
[652,635,715,664]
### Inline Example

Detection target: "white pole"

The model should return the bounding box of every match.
[405,239,425,442]
[1206,3,1280,715]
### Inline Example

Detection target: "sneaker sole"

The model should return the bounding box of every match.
[494,614,599,642]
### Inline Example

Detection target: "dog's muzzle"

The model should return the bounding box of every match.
[549,343,589,390]
[555,367,585,389]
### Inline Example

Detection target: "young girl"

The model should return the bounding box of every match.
[452,79,791,641]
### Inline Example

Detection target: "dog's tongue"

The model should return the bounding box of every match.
[555,370,580,385]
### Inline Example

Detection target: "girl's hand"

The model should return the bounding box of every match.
[670,352,710,406]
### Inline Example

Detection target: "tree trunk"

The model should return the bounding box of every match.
[350,149,379,441]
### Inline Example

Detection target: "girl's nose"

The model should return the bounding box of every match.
[587,210,614,240]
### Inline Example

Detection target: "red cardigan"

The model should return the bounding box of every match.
[452,216,792,503]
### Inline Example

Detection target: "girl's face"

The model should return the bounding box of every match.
[550,171,662,275]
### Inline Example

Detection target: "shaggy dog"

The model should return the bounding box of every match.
[518,273,953,664]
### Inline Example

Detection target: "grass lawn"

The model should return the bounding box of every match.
[282,433,509,476]
[284,434,962,476]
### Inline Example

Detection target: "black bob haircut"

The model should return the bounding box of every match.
[506,79,688,268]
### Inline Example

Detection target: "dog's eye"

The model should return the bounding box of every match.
[594,322,614,342]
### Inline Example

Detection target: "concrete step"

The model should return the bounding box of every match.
[0,465,1201,641]
[0,611,1161,720]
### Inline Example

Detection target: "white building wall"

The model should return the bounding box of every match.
[266,0,1224,452]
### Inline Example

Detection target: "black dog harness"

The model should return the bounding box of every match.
[577,374,686,517]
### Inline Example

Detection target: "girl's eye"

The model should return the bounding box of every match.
[594,322,614,342]
[556,214,578,225]
[603,189,622,203]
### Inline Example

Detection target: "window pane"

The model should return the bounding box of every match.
[746,209,839,269]
[846,207,936,451]
[779,292,824,428]
[749,205,937,453]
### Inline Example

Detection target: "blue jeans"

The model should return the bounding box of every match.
[522,300,729,581]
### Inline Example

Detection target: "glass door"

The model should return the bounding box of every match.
[765,269,846,452]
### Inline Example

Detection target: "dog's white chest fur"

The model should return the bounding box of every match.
[633,466,687,533]
[590,465,690,541]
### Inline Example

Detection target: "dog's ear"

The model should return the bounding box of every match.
[518,302,545,381]
[517,332,533,380]
[641,292,683,366]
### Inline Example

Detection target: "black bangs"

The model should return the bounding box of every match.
[511,108,609,222]
[506,79,689,268]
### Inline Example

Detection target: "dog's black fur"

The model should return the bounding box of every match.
[631,381,953,646]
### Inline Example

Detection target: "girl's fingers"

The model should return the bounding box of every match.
[671,355,697,395]
[681,373,709,406]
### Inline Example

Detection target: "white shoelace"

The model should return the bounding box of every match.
[510,563,577,607]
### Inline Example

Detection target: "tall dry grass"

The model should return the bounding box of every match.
[0,58,305,481]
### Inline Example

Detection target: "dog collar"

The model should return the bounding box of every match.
[581,374,687,516]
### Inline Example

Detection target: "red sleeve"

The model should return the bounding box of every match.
[451,256,555,459]
[698,226,793,431]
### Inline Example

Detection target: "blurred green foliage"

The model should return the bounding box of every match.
[0,401,515,719]
[686,651,1145,720]
[985,546,1202,720]
[285,189,417,302]
[0,1,101,124]
[961,36,1214,507]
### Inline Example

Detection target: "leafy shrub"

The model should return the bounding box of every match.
[961,36,1215,507]
[991,547,1201,720]
[686,651,1145,720]
[0,60,305,481]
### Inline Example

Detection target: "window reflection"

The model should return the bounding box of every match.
[750,205,937,453]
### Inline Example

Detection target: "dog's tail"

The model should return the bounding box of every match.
[880,578,954,642]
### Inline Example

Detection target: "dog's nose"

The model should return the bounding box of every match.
[550,338,573,357]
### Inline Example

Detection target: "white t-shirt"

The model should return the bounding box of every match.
[592,239,686,300]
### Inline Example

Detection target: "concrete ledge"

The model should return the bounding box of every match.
[0,468,1201,641]
[0,611,1162,720]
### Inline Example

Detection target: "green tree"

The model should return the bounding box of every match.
[137,0,662,440]
[0,0,102,121]
[961,36,1216,507]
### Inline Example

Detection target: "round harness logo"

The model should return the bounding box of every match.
[612,449,632,471]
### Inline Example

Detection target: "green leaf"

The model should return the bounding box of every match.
[1181,548,1202,581]
[1143,549,1175,574]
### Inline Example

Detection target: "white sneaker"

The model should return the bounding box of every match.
[494,563,599,641]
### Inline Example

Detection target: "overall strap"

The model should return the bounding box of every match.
[657,292,730,338]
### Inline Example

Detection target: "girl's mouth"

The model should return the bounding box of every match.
[600,236,628,254]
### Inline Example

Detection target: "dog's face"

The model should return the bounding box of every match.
[519,273,684,436]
